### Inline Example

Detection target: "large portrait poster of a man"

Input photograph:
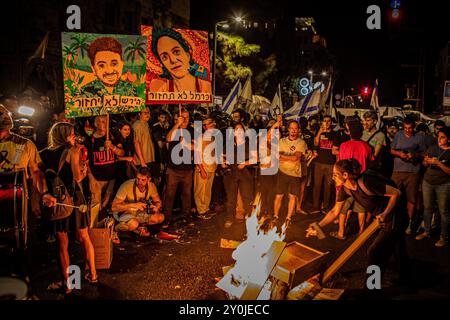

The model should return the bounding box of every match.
[62,32,147,118]
[141,26,212,104]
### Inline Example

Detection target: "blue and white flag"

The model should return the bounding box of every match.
[270,84,283,118]
[284,88,321,119]
[370,79,382,129]
[222,80,242,114]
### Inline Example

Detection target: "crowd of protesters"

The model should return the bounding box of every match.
[1,90,449,293]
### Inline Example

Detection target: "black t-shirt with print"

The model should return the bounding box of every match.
[424,145,450,185]
[85,135,117,181]
[316,131,338,165]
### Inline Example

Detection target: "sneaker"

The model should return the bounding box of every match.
[415,232,430,240]
[197,211,216,220]
[435,237,448,248]
[155,231,180,241]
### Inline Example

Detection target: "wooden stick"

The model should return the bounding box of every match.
[322,219,379,284]
[106,112,110,140]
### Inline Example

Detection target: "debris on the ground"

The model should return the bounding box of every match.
[313,288,345,300]
[220,238,242,249]
[174,285,181,289]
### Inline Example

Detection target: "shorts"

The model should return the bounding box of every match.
[52,187,89,233]
[391,172,420,204]
[276,171,301,197]
[339,196,366,215]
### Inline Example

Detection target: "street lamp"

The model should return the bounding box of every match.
[307,70,327,84]
[212,16,243,97]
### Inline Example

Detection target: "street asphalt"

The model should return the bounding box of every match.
[14,202,450,301]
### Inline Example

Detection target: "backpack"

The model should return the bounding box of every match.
[357,169,398,196]
[42,148,74,221]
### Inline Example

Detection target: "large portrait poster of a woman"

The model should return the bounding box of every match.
[141,26,212,104]
[62,32,147,118]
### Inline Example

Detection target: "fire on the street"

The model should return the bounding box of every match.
[216,194,287,299]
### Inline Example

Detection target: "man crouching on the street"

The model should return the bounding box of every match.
[111,167,178,241]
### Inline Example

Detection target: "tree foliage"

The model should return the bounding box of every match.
[216,32,277,96]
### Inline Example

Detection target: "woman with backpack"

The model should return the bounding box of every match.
[307,158,410,284]
[40,122,97,294]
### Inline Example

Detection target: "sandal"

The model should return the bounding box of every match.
[329,231,346,240]
[133,226,150,237]
[284,218,292,228]
[47,281,72,294]
[84,271,99,284]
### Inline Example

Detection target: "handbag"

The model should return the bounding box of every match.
[42,148,74,221]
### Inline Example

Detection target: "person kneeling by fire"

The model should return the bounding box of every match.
[306,159,411,285]
[111,167,180,242]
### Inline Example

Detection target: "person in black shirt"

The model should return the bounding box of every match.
[311,115,337,213]
[152,110,170,193]
[222,122,258,228]
[114,121,136,189]
[86,115,124,212]
[415,126,450,247]
[164,109,194,223]
[307,159,410,284]
[40,122,97,293]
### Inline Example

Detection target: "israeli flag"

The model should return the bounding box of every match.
[221,80,242,114]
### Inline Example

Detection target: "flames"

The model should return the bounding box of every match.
[217,193,287,299]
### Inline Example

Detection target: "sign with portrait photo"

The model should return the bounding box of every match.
[62,32,147,118]
[141,26,212,104]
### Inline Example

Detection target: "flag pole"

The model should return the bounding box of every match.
[106,112,110,140]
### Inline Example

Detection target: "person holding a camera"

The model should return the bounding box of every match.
[111,167,178,241]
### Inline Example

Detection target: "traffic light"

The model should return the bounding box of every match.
[390,0,401,20]
[361,86,371,97]
[391,8,400,19]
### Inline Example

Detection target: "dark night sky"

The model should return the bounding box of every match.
[191,0,450,108]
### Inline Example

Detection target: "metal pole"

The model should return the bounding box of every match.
[212,23,218,97]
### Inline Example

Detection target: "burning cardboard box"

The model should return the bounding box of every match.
[217,194,328,300]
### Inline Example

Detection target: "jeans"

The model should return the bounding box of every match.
[422,180,450,239]
[223,168,254,220]
[163,168,193,219]
[312,162,334,210]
